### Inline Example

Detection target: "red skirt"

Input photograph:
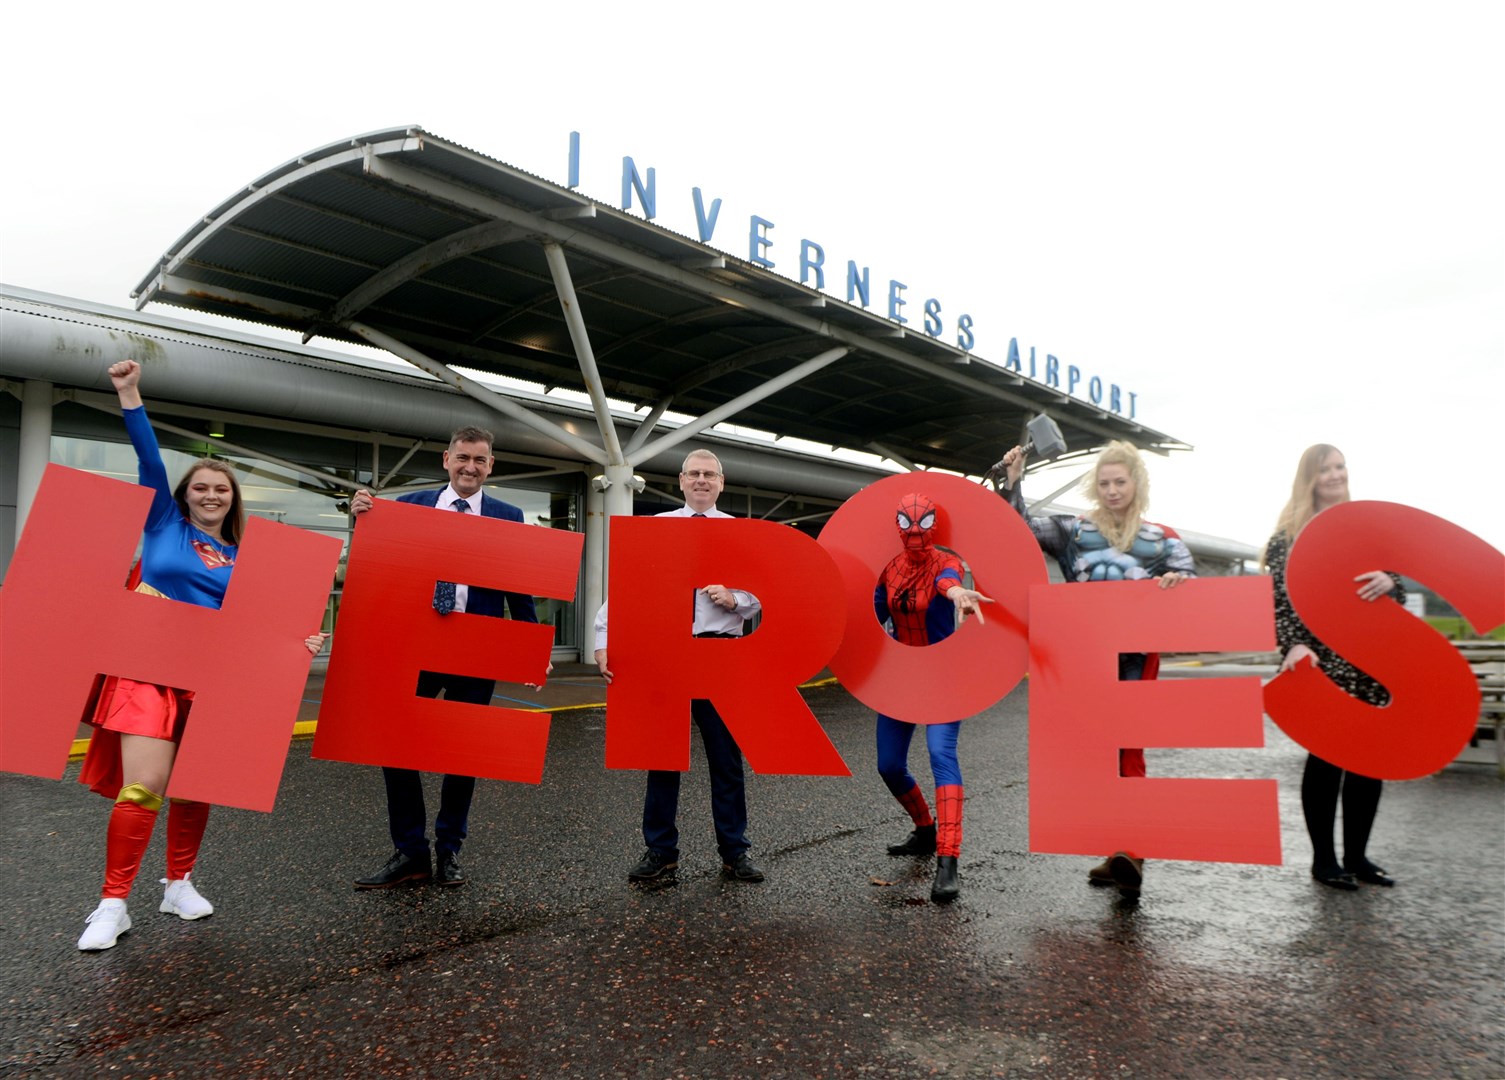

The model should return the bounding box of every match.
[78,676,191,799]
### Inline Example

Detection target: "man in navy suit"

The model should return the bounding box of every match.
[348,425,541,889]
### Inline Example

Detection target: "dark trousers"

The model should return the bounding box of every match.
[642,698,749,862]
[382,671,494,857]
[1301,752,1383,872]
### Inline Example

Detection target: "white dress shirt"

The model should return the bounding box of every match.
[437,484,482,614]
[593,504,761,650]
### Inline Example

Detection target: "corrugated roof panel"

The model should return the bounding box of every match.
[132,127,1189,474]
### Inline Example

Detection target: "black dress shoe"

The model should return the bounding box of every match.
[931,856,960,903]
[627,849,679,882]
[887,824,937,857]
[1312,865,1359,891]
[434,849,466,887]
[1109,852,1144,898]
[355,849,431,889]
[1345,860,1396,887]
[1087,857,1116,886]
[721,853,766,883]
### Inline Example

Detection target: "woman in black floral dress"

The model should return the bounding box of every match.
[1265,444,1403,891]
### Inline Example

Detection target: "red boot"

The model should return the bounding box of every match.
[887,784,937,855]
[102,783,162,900]
[165,799,211,881]
[935,784,964,858]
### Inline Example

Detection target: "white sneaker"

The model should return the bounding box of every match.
[160,876,214,920]
[77,899,131,951]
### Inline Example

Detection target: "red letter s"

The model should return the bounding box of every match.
[1263,502,1505,780]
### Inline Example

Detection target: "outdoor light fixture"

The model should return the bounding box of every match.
[208,421,225,438]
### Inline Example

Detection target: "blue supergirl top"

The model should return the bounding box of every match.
[125,405,237,609]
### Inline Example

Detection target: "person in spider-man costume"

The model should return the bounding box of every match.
[875,492,993,903]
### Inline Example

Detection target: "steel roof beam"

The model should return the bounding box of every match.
[1024,470,1093,515]
[624,397,672,455]
[594,303,727,360]
[394,324,662,402]
[632,346,850,466]
[348,320,609,465]
[543,242,626,466]
[866,442,921,472]
[658,340,835,401]
[379,440,427,488]
[361,153,1159,446]
[152,274,323,323]
[313,220,528,335]
[72,398,362,492]
[132,134,423,306]
[882,353,1148,451]
[467,268,638,346]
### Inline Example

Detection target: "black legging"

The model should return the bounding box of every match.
[1301,753,1383,872]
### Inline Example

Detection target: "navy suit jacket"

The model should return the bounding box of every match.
[395,488,539,624]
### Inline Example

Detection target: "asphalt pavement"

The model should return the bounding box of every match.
[3,663,1502,1078]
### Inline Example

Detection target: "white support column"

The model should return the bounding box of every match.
[602,462,640,522]
[582,479,606,644]
[583,461,643,655]
[15,379,53,540]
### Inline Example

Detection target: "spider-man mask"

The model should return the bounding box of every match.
[895,493,938,554]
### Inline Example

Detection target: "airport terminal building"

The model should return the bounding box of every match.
[0,128,1245,659]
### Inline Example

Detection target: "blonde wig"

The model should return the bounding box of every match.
[1082,441,1150,552]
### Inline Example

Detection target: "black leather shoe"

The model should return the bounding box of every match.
[1312,865,1359,891]
[1087,856,1115,886]
[1345,860,1395,887]
[434,849,466,887]
[628,849,678,882]
[721,853,766,883]
[931,856,960,903]
[1109,852,1144,898]
[887,824,937,857]
[355,849,431,889]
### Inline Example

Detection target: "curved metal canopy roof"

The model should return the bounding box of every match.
[131,127,1187,475]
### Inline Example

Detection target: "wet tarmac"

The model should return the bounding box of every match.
[3,665,1502,1078]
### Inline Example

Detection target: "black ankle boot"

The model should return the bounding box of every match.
[931,856,960,903]
[887,824,937,857]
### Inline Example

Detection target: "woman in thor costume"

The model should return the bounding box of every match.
[996,440,1193,898]
[75,360,325,952]
[875,492,993,904]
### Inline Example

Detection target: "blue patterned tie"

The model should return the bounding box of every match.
[432,498,470,614]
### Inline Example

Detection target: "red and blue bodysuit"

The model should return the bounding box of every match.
[78,404,235,899]
[875,494,967,860]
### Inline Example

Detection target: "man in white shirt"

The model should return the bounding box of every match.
[594,449,765,885]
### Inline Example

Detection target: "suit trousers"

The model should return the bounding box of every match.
[382,670,494,857]
[642,698,749,862]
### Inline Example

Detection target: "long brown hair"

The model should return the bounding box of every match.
[1272,443,1345,543]
[172,459,246,545]
[1082,440,1150,552]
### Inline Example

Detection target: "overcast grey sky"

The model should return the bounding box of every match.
[3,2,1500,552]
